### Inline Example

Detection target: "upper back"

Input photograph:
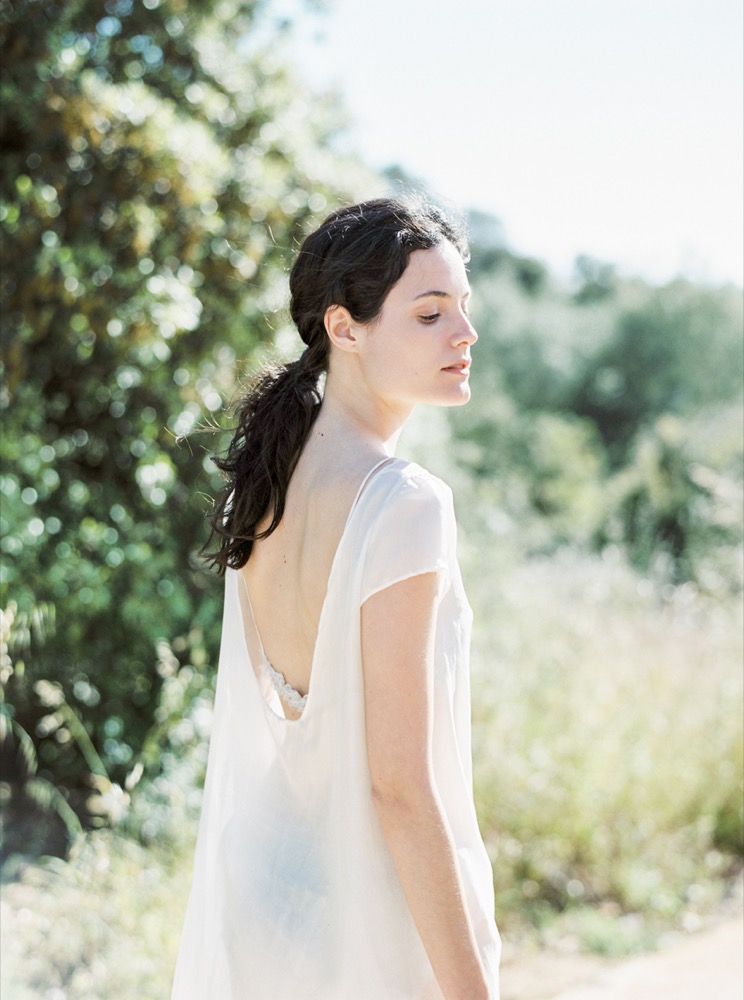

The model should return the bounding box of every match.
[239,441,387,696]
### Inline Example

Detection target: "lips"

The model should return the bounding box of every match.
[442,360,471,373]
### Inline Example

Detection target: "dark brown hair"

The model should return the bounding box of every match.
[201,196,468,574]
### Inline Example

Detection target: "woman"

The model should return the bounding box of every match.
[171,198,501,1000]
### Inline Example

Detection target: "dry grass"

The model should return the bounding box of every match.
[1,834,190,1000]
[468,548,743,946]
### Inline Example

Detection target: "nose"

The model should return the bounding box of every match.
[453,312,477,346]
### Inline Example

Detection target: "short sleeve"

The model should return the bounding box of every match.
[360,472,451,605]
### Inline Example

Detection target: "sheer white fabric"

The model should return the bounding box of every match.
[171,458,501,999]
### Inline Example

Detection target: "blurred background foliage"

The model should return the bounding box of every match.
[0,0,371,850]
[0,0,742,993]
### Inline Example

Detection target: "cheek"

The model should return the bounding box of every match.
[364,324,434,381]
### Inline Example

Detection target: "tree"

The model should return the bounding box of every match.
[571,280,744,459]
[0,0,368,834]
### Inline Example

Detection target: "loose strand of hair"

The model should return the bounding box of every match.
[200,351,325,574]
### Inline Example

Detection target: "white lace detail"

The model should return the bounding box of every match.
[260,658,308,715]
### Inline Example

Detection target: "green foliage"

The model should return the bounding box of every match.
[450,394,609,554]
[572,254,617,305]
[456,213,743,584]
[603,408,743,587]
[467,229,743,458]
[0,0,367,831]
[0,600,142,859]
[571,281,744,457]
[125,632,215,847]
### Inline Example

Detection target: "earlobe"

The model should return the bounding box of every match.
[324,305,360,353]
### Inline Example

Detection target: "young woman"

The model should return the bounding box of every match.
[171,198,501,1000]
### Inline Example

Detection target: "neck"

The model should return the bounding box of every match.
[317,366,412,455]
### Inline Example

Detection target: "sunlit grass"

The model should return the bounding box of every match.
[468,548,743,948]
[1,833,191,1000]
[1,551,741,997]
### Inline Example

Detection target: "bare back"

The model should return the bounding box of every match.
[240,436,386,702]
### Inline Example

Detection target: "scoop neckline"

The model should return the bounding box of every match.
[237,455,398,726]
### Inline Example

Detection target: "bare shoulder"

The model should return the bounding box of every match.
[290,437,383,514]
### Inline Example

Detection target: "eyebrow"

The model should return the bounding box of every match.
[413,289,471,301]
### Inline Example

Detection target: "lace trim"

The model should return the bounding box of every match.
[260,658,308,714]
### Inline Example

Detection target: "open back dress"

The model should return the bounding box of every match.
[171,458,501,999]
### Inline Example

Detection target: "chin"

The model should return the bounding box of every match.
[435,386,472,407]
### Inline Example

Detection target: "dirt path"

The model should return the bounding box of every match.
[500,916,743,1000]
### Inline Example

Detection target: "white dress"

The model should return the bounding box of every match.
[171,458,501,999]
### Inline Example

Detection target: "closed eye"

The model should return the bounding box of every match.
[419,313,440,323]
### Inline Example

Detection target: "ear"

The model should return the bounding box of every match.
[324,305,361,354]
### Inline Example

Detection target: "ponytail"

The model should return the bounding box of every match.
[201,335,328,574]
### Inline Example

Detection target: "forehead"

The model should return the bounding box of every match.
[393,242,470,299]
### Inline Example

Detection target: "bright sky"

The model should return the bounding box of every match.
[283,0,743,286]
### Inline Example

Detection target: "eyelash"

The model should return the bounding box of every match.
[419,304,471,323]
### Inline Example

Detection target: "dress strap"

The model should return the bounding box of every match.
[353,456,396,510]
[238,571,269,664]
